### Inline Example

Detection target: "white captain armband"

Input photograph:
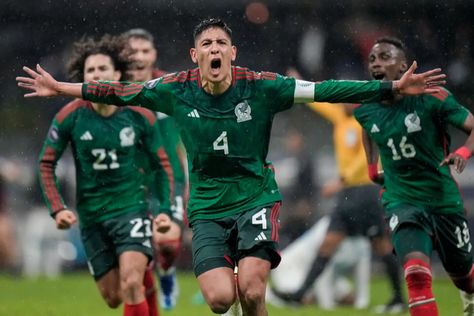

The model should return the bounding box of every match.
[294,79,315,103]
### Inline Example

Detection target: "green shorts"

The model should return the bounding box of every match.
[190,202,282,277]
[386,203,472,275]
[81,210,154,280]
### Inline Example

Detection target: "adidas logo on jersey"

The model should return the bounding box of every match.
[142,240,151,248]
[187,109,200,118]
[80,131,93,140]
[370,124,380,133]
[254,232,267,241]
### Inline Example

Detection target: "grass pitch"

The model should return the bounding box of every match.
[0,272,460,315]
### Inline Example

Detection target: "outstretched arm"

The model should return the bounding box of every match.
[17,64,173,114]
[17,65,82,98]
[362,129,384,185]
[293,61,446,104]
[440,113,474,173]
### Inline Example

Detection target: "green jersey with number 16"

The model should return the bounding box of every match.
[354,88,469,213]
[83,66,394,224]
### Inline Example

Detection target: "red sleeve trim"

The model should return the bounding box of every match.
[234,67,277,81]
[86,81,144,97]
[430,87,449,101]
[161,69,198,84]
[128,106,157,126]
[158,147,175,205]
[368,163,378,181]
[152,68,167,78]
[39,146,65,212]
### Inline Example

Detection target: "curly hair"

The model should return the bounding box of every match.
[66,34,129,82]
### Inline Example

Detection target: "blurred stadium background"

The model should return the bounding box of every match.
[1,0,474,314]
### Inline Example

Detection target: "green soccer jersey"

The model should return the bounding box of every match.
[354,88,469,213]
[82,66,393,224]
[139,112,187,219]
[38,99,173,228]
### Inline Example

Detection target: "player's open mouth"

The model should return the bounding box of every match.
[130,61,146,71]
[372,72,385,80]
[210,58,221,75]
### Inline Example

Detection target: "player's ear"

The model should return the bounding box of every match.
[400,60,408,73]
[114,70,121,81]
[190,48,197,64]
[151,47,157,63]
[231,45,237,62]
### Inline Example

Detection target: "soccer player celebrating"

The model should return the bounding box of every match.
[272,101,406,313]
[122,28,187,310]
[353,37,474,316]
[19,19,445,316]
[37,34,175,316]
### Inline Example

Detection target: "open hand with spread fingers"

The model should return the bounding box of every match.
[16,64,61,98]
[394,61,446,95]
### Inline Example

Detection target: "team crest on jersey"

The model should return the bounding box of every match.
[389,214,399,231]
[144,78,160,89]
[404,112,422,133]
[235,101,252,123]
[119,127,135,147]
[48,126,60,142]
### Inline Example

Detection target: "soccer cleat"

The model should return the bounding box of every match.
[270,287,304,305]
[159,266,179,310]
[373,297,407,314]
[460,290,474,316]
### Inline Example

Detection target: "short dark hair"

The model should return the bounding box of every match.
[374,36,407,56]
[122,28,154,44]
[193,18,232,42]
[67,34,129,82]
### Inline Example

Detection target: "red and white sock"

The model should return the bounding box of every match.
[124,300,149,316]
[404,259,438,316]
[144,268,159,316]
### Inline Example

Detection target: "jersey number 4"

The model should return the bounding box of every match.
[213,131,229,155]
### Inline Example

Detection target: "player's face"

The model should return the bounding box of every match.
[83,54,121,83]
[190,27,236,83]
[128,37,157,81]
[368,43,407,81]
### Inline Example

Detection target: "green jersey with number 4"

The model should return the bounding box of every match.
[38,99,173,228]
[82,66,394,223]
[354,88,469,213]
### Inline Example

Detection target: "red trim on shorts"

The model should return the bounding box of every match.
[224,255,234,267]
[270,202,281,242]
